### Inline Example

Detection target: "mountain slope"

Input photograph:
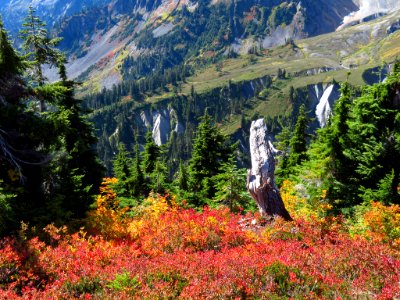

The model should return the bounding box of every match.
[22,0,362,87]
[2,0,400,173]
[2,0,399,87]
[84,7,400,171]
[0,0,110,35]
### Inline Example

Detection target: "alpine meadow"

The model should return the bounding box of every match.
[0,0,400,298]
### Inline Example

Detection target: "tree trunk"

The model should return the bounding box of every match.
[246,119,292,221]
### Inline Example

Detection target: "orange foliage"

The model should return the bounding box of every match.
[86,178,130,239]
[353,201,400,249]
[281,180,332,220]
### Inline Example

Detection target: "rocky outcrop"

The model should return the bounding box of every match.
[152,110,171,146]
[138,108,182,146]
[262,2,306,48]
[247,119,292,220]
[308,83,341,128]
[240,76,272,99]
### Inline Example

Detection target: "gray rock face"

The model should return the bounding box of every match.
[262,2,305,48]
[152,110,171,146]
[138,108,182,146]
[247,119,292,220]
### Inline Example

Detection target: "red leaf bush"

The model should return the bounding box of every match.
[0,182,399,299]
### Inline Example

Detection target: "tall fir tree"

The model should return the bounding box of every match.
[212,155,250,211]
[322,81,359,206]
[0,17,22,75]
[176,160,188,192]
[303,65,400,210]
[0,16,51,231]
[187,110,234,205]
[141,130,161,175]
[288,104,309,168]
[149,159,169,194]
[129,143,145,197]
[112,143,133,197]
[35,48,104,221]
[328,82,353,180]
[20,6,62,111]
[275,125,292,182]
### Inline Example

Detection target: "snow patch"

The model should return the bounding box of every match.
[315,84,334,128]
[339,0,400,30]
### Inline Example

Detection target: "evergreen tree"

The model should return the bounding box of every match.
[0,17,22,75]
[176,160,188,192]
[0,16,49,231]
[303,65,400,209]
[275,125,292,182]
[40,59,104,220]
[320,81,359,206]
[212,155,250,211]
[149,159,169,194]
[344,66,400,205]
[1,14,104,230]
[19,6,62,111]
[141,131,160,175]
[288,104,309,167]
[328,82,353,180]
[0,19,27,233]
[112,143,133,197]
[128,143,145,197]
[187,110,234,205]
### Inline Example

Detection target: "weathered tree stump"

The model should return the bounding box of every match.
[246,119,292,221]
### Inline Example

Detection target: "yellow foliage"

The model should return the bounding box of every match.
[350,201,400,249]
[86,178,130,239]
[280,180,332,220]
[87,180,178,241]
[127,193,177,240]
